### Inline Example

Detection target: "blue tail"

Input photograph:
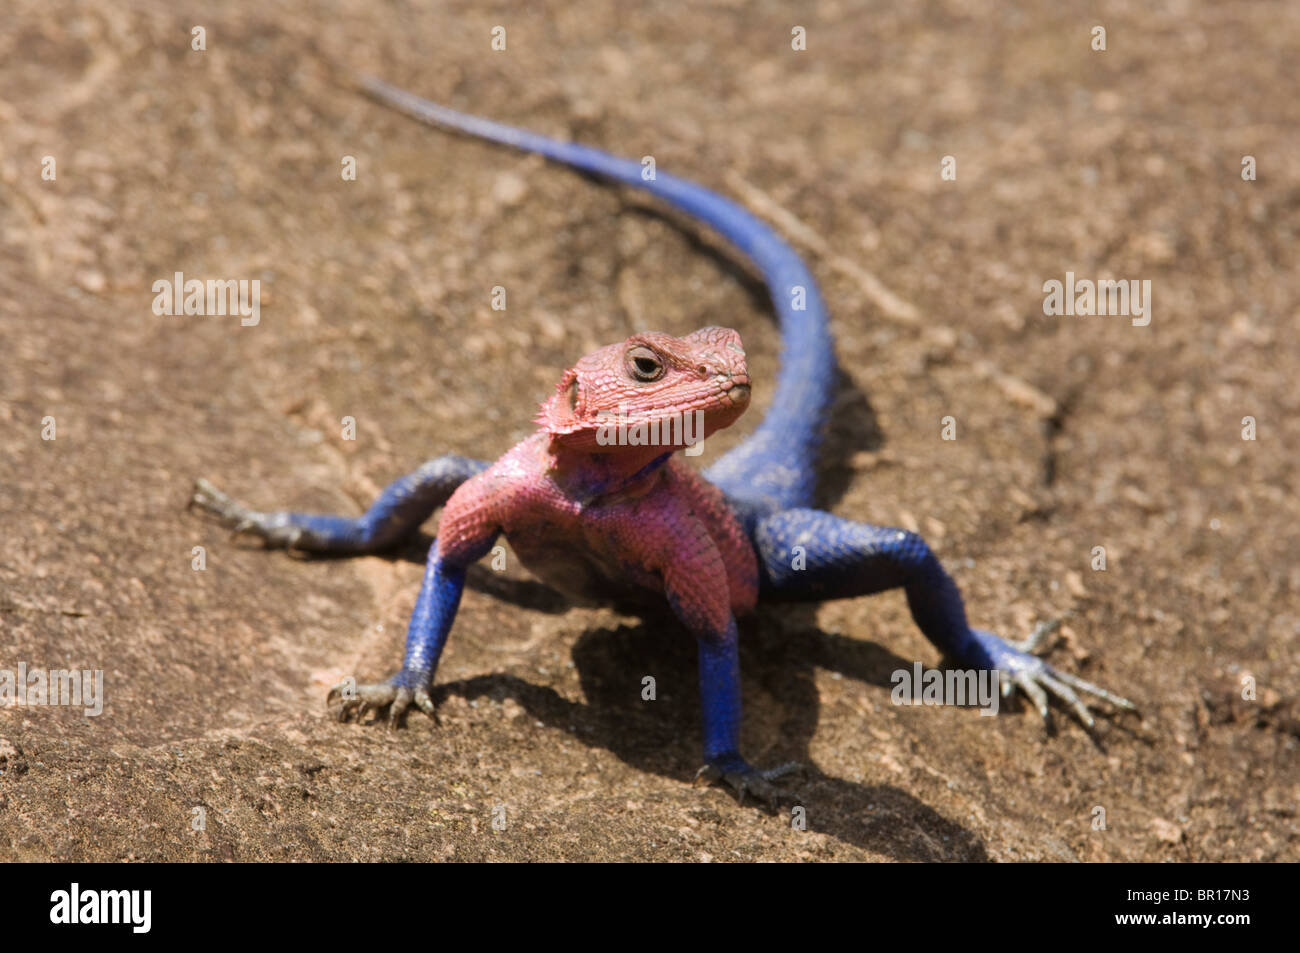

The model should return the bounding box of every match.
[361,77,836,515]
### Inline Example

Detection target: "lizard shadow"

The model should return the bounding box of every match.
[434,606,990,860]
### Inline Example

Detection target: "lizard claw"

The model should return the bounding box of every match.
[973,622,1135,729]
[695,758,803,808]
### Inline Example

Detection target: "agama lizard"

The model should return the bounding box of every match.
[190,77,1133,804]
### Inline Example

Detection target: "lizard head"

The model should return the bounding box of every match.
[538,326,751,453]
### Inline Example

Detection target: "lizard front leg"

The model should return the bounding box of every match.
[753,507,1134,727]
[692,618,801,806]
[330,533,497,726]
[190,454,488,554]
[328,459,515,724]
[659,554,799,806]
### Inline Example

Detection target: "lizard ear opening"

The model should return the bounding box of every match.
[539,369,586,435]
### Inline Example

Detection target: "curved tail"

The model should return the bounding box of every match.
[361,76,835,514]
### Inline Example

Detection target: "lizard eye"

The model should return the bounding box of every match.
[625,345,665,382]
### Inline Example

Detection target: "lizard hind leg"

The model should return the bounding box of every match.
[751,507,1135,727]
[189,454,487,554]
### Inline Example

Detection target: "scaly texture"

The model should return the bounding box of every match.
[190,82,1133,805]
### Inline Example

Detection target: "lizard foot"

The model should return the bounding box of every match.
[695,757,803,808]
[189,478,304,549]
[970,620,1136,729]
[327,673,437,729]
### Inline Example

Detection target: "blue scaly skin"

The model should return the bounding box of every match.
[190,78,1134,806]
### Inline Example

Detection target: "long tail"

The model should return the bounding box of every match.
[361,76,835,514]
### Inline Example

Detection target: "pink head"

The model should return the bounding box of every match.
[538,327,751,453]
